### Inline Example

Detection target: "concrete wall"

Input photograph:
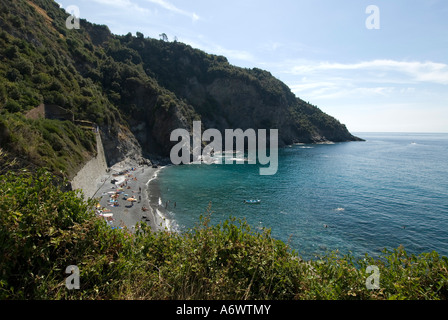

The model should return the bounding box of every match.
[25,104,74,122]
[71,131,108,199]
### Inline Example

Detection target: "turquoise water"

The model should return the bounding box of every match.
[155,133,448,260]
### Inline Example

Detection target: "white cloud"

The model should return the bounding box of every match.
[290,81,339,93]
[89,0,200,21]
[309,87,395,100]
[342,102,448,133]
[212,46,255,62]
[278,59,448,132]
[192,13,200,22]
[181,37,256,63]
[89,0,150,13]
[144,0,200,21]
[272,58,448,104]
[288,60,448,85]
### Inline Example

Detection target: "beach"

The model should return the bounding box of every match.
[91,159,171,232]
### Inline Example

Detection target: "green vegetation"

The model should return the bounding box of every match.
[4,1,434,301]
[0,0,115,178]
[0,113,96,176]
[1,167,447,300]
[0,0,195,177]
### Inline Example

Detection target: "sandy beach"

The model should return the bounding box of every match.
[91,159,171,233]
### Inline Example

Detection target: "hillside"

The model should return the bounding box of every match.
[0,0,361,179]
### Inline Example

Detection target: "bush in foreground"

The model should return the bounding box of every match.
[0,169,447,300]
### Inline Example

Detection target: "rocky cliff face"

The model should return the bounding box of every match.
[100,124,144,166]
[195,77,296,146]
[133,44,362,152]
[0,0,362,178]
[94,37,363,160]
[70,131,108,198]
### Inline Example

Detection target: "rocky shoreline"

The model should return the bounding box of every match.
[91,158,172,233]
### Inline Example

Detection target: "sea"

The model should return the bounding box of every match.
[152,132,448,260]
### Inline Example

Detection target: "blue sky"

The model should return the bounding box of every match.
[57,0,448,133]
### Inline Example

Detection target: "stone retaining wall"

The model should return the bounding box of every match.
[71,131,108,199]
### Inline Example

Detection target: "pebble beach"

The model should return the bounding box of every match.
[91,159,171,233]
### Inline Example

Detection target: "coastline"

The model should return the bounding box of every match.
[91,159,172,233]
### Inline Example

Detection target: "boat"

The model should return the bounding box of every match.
[244,200,261,204]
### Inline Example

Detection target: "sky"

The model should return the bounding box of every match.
[56,0,448,133]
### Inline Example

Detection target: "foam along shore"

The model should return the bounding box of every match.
[92,159,172,233]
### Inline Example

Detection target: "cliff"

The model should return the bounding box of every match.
[123,38,362,151]
[0,0,362,179]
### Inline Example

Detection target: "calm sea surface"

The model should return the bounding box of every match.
[154,133,448,260]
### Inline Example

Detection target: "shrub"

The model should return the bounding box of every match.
[1,169,446,301]
[6,68,22,81]
[4,100,21,113]
[15,57,34,76]
[0,169,97,298]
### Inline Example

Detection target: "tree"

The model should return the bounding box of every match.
[159,33,168,42]
[124,32,133,42]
